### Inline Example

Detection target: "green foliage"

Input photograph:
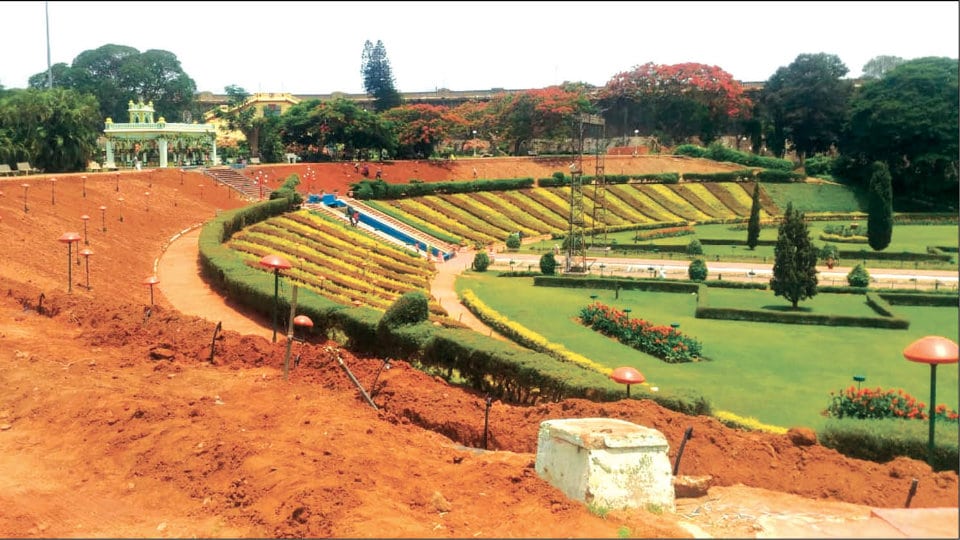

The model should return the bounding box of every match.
[819,243,839,261]
[762,53,853,160]
[820,418,959,473]
[770,202,819,308]
[823,385,959,421]
[505,232,521,249]
[539,252,557,275]
[579,302,703,363]
[673,144,706,158]
[688,259,708,281]
[472,251,491,272]
[746,181,762,249]
[842,57,959,207]
[803,154,836,177]
[350,177,535,199]
[846,263,871,287]
[378,290,430,330]
[360,40,401,112]
[685,238,703,255]
[867,161,894,251]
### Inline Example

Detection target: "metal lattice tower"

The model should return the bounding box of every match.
[565,113,605,273]
[590,120,607,248]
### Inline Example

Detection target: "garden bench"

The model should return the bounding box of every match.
[16,161,41,175]
[87,161,102,172]
[249,157,261,165]
[0,164,15,176]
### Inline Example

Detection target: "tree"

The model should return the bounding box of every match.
[214,85,262,158]
[0,87,101,173]
[762,53,853,161]
[867,161,894,251]
[840,57,959,206]
[770,202,819,308]
[861,55,905,79]
[688,259,708,281]
[471,251,491,272]
[382,103,459,159]
[539,252,557,275]
[597,62,752,144]
[847,263,871,288]
[31,44,197,123]
[360,40,401,112]
[746,181,762,249]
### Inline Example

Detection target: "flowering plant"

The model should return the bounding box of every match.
[823,386,960,422]
[578,302,702,363]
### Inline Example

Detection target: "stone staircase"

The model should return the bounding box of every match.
[303,197,460,261]
[203,167,273,201]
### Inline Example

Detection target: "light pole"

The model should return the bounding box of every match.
[50,177,56,205]
[472,130,478,157]
[259,254,292,342]
[57,232,82,293]
[634,129,639,156]
[143,275,160,306]
[80,214,90,244]
[81,174,87,198]
[144,191,151,212]
[99,205,107,232]
[117,196,124,222]
[80,248,93,289]
[115,171,120,192]
[21,183,29,212]
[903,336,958,466]
[179,168,184,186]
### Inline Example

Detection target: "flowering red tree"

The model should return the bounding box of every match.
[482,85,593,155]
[382,104,465,159]
[597,62,752,145]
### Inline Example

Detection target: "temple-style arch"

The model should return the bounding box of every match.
[103,99,218,168]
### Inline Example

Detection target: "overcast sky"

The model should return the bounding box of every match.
[2,1,957,94]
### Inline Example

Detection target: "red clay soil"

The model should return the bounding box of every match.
[0,160,956,538]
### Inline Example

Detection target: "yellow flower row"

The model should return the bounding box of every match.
[472,191,554,235]
[423,195,514,239]
[388,198,498,246]
[724,183,771,219]
[713,410,788,434]
[682,183,738,219]
[646,184,713,221]
[609,185,677,222]
[498,190,570,231]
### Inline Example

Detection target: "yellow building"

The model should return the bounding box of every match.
[202,92,302,152]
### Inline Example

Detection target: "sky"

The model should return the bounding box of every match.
[1,1,958,95]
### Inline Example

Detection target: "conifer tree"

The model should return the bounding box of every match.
[770,202,819,308]
[867,161,894,251]
[360,40,402,112]
[746,181,762,249]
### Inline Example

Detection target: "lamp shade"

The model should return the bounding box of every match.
[259,254,292,270]
[58,232,82,243]
[610,366,645,385]
[903,336,959,365]
[293,315,314,328]
[143,275,160,286]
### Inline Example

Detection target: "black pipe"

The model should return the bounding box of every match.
[673,426,694,476]
[482,395,493,450]
[208,321,222,364]
[369,358,392,397]
[904,478,919,508]
[37,292,45,316]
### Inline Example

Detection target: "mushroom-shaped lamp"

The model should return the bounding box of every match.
[80,248,94,289]
[903,335,959,465]
[143,275,160,306]
[58,232,82,292]
[259,254,292,342]
[610,366,646,398]
[80,214,91,244]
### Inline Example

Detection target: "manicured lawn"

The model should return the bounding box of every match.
[456,272,959,430]
[762,182,867,213]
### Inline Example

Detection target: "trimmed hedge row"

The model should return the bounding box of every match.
[350,177,534,199]
[538,172,680,187]
[820,418,959,473]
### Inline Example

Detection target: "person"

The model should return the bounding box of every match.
[134,156,141,171]
[353,211,360,226]
[375,168,382,180]
[472,167,478,179]
[361,165,369,177]
[354,161,360,173]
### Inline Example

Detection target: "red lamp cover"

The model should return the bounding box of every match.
[610,366,646,385]
[80,248,94,257]
[80,214,90,220]
[903,336,959,365]
[259,254,292,270]
[58,232,82,243]
[293,315,314,327]
[143,275,160,285]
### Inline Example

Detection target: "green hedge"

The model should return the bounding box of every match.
[820,418,959,473]
[350,177,535,199]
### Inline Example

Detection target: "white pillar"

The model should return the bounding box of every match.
[211,139,218,166]
[158,138,168,168]
[105,140,115,168]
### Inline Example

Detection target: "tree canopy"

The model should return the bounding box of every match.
[761,53,852,161]
[360,40,402,112]
[0,88,101,172]
[770,202,819,308]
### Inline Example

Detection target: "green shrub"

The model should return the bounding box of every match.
[472,251,491,272]
[686,238,703,255]
[688,259,708,281]
[847,263,871,287]
[505,232,521,249]
[820,243,839,262]
[804,154,836,177]
[378,290,430,330]
[539,252,557,275]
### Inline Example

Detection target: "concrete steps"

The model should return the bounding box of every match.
[203,167,272,201]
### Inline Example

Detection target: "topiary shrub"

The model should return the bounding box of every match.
[847,263,871,287]
[688,258,708,281]
[686,238,703,256]
[505,232,521,250]
[378,290,430,330]
[472,251,491,272]
[539,251,557,275]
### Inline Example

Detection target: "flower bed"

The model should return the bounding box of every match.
[823,386,960,422]
[578,301,703,363]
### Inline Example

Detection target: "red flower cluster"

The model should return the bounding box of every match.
[578,301,702,363]
[823,386,959,422]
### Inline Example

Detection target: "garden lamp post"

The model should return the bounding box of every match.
[80,214,90,244]
[902,336,958,466]
[57,232,82,293]
[81,174,87,198]
[99,205,107,232]
[80,248,93,289]
[259,254,292,343]
[144,191,151,212]
[198,184,204,200]
[853,374,866,391]
[472,130,477,157]
[143,275,160,306]
[115,171,120,192]
[634,129,639,155]
[610,366,645,398]
[117,196,124,222]
[179,168,184,185]
[21,183,29,212]
[50,177,57,205]
[285,314,314,379]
